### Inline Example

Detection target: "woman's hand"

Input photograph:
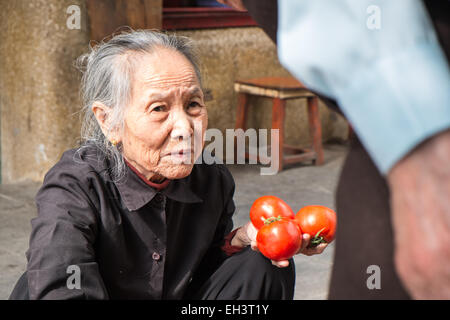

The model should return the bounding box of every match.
[234,221,328,268]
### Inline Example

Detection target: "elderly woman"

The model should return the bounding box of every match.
[10,30,326,300]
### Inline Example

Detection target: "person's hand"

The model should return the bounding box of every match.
[234,221,328,268]
[388,129,450,299]
[267,233,328,268]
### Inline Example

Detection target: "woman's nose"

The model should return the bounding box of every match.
[170,113,193,141]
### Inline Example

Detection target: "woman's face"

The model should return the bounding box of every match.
[119,48,207,181]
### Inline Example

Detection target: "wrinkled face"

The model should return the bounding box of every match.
[120,48,207,181]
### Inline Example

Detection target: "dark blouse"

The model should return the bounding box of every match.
[26,144,237,299]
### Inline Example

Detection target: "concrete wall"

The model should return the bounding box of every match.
[0,3,348,183]
[0,0,90,183]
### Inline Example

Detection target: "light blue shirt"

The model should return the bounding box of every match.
[277,0,450,174]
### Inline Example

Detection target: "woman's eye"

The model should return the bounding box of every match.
[187,101,203,115]
[152,105,165,112]
[188,101,201,109]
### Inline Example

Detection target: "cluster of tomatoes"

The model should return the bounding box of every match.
[250,195,337,261]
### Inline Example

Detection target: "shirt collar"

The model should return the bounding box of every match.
[115,161,203,212]
[124,159,170,191]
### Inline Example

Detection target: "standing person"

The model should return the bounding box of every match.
[218,0,450,299]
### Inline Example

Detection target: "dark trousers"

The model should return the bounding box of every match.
[10,247,295,300]
[9,272,29,300]
[328,137,410,299]
[189,247,295,300]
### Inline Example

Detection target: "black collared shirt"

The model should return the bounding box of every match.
[26,144,236,299]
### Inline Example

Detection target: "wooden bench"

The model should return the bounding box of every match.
[234,76,324,172]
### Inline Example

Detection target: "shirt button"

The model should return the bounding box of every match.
[152,252,161,261]
[154,194,164,203]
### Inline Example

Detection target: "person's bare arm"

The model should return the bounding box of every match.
[388,129,450,299]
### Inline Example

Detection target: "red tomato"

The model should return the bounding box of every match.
[256,218,302,261]
[294,205,337,246]
[250,195,295,229]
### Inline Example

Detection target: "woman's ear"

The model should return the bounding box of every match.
[92,102,121,144]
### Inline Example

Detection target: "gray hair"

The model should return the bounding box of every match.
[76,29,202,181]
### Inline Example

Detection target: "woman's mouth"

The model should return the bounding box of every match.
[171,149,192,156]
[165,149,193,163]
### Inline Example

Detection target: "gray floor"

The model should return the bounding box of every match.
[0,143,348,300]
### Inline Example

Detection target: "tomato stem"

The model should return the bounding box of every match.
[263,216,283,225]
[308,227,327,248]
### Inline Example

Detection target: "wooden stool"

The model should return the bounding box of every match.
[234,76,324,172]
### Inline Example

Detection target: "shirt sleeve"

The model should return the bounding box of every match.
[26,162,109,299]
[186,164,238,293]
[217,164,243,256]
[221,228,245,256]
[277,0,450,174]
[218,167,248,256]
[201,164,237,255]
